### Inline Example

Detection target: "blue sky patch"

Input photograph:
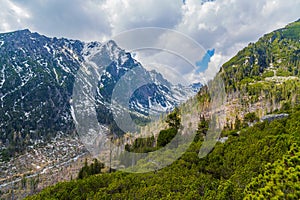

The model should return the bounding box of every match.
[195,49,215,73]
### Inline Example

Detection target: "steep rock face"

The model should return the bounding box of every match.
[82,40,199,135]
[0,30,199,151]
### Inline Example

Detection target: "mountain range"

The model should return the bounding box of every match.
[0,30,200,155]
[24,19,300,200]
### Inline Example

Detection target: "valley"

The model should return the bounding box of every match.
[0,135,89,199]
[0,16,299,200]
[23,19,300,200]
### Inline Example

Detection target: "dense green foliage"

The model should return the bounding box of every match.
[125,136,156,153]
[26,19,300,199]
[157,128,177,147]
[244,143,300,199]
[26,106,300,199]
[157,108,181,147]
[77,159,105,180]
[244,112,259,123]
[125,108,181,153]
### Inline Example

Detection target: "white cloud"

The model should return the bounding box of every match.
[101,0,183,34]
[109,27,207,85]
[0,0,31,32]
[3,0,111,41]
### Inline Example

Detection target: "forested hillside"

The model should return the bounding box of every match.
[26,106,300,199]
[220,19,300,124]
[25,20,300,199]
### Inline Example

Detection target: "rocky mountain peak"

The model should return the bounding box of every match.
[0,30,200,153]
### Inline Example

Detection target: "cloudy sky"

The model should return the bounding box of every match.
[1,0,300,84]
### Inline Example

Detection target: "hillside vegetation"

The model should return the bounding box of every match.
[24,19,300,199]
[26,106,300,199]
[220,19,300,124]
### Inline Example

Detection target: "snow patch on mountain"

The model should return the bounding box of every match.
[53,68,59,82]
[82,41,102,59]
[0,65,6,89]
[82,40,202,116]
[0,29,202,145]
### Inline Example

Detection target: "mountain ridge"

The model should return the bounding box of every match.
[1,19,300,200]
[0,29,199,156]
